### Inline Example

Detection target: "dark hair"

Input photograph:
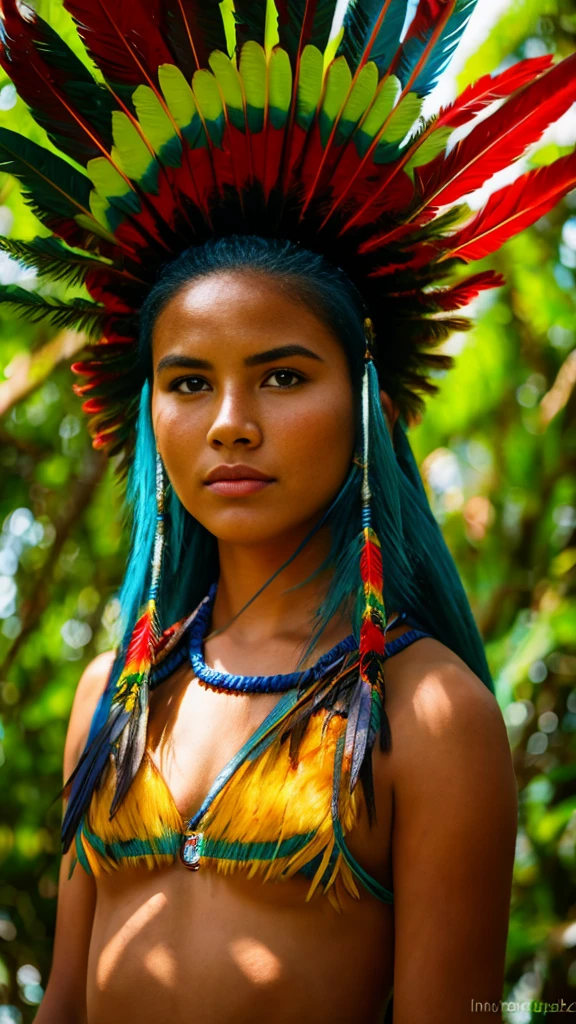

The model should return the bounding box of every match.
[112,234,493,695]
[138,234,370,395]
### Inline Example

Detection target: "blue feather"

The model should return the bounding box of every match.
[370,0,411,72]
[61,705,129,852]
[340,0,410,74]
[397,0,478,97]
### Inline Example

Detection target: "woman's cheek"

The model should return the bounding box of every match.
[154,397,197,451]
[284,392,354,458]
[276,400,355,496]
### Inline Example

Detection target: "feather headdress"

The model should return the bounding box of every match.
[3,0,574,857]
[0,0,574,465]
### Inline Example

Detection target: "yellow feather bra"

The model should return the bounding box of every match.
[70,616,429,911]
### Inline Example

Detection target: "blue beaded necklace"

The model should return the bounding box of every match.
[188,582,358,694]
[150,583,412,695]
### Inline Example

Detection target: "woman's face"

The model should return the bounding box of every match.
[150,270,357,546]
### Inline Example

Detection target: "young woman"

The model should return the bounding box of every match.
[2,1,573,1021]
[36,237,517,1024]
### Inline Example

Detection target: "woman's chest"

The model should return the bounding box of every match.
[146,671,287,823]
[145,669,394,896]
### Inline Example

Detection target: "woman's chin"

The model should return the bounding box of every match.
[193,508,325,548]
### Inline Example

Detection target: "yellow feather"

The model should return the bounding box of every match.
[81,752,183,876]
[79,707,366,910]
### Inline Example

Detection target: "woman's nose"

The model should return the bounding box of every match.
[206,388,262,449]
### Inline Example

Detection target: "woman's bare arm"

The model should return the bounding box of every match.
[386,643,518,1024]
[35,651,115,1024]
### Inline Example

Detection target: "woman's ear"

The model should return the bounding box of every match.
[380,389,400,438]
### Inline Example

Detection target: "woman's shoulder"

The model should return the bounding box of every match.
[64,650,116,780]
[377,636,510,789]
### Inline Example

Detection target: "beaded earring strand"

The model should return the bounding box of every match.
[108,450,167,816]
[337,321,392,829]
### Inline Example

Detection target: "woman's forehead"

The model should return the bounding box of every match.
[152,270,345,360]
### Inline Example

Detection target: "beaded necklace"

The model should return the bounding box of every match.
[151,582,407,696]
[190,582,359,694]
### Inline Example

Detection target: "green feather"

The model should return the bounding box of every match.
[404,125,453,179]
[323,25,345,69]
[0,285,108,336]
[239,42,267,133]
[343,62,378,120]
[132,86,182,168]
[192,70,225,145]
[111,112,159,193]
[0,236,114,288]
[220,0,237,56]
[86,156,140,232]
[88,191,122,233]
[381,92,423,143]
[319,57,352,146]
[87,158,140,214]
[158,65,205,149]
[209,51,245,131]
[73,212,119,244]
[359,77,400,139]
[373,92,423,163]
[0,127,92,224]
[296,46,324,131]
[355,76,400,157]
[265,0,281,51]
[268,47,292,130]
[336,62,378,145]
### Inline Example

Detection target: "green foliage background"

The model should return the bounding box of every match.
[0,1,574,1021]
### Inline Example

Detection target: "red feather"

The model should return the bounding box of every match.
[0,0,122,171]
[320,0,461,230]
[399,0,450,40]
[63,0,173,88]
[296,0,409,218]
[369,243,437,277]
[125,606,158,668]
[422,269,505,309]
[360,619,386,659]
[436,55,554,128]
[0,0,109,163]
[342,57,554,232]
[417,53,576,207]
[360,534,383,590]
[438,150,576,262]
[158,0,229,75]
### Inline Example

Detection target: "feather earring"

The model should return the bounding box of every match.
[109,449,167,816]
[340,319,392,827]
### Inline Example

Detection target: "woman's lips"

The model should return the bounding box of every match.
[205,478,274,496]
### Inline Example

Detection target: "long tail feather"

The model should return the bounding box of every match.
[318,0,467,227]
[63,0,174,92]
[0,0,115,163]
[417,53,576,207]
[276,0,340,61]
[438,150,576,263]
[395,0,478,97]
[339,0,409,75]
[160,0,229,75]
[343,54,555,232]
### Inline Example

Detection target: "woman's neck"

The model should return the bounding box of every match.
[211,521,343,648]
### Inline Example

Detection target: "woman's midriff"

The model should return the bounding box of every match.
[87,861,394,1024]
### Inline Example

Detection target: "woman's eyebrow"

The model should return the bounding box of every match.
[156,344,324,374]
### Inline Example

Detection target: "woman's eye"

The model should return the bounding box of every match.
[171,377,210,394]
[264,369,304,389]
